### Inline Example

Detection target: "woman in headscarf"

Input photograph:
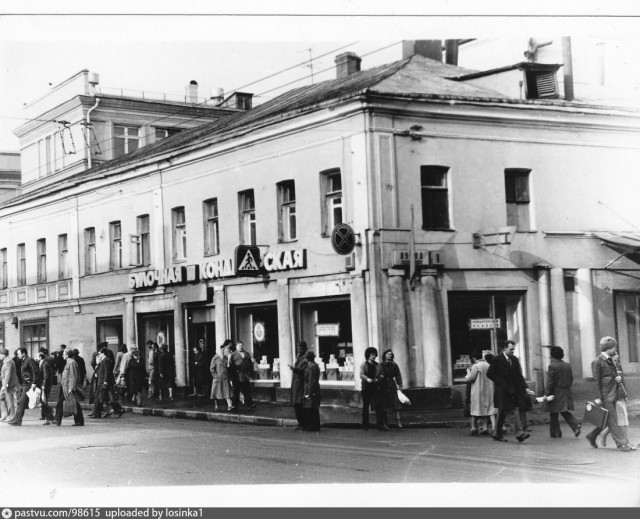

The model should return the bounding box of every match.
[288,340,308,430]
[54,349,84,426]
[210,340,233,412]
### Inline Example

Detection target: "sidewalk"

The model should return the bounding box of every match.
[80,395,640,429]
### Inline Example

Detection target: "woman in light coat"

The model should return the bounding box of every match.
[210,341,233,412]
[55,349,84,426]
[465,349,496,435]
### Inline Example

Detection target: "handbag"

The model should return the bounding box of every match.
[616,400,629,427]
[397,389,411,405]
[582,401,609,429]
[72,387,85,401]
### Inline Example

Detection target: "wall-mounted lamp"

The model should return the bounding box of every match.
[11,316,18,328]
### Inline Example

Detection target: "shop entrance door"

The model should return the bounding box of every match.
[614,292,640,374]
[448,292,526,384]
[187,310,216,389]
[137,312,174,368]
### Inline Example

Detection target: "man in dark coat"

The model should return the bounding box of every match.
[73,349,87,387]
[359,346,384,431]
[7,348,45,426]
[487,340,530,442]
[543,346,581,438]
[55,344,67,375]
[91,347,124,418]
[288,341,308,430]
[585,336,633,452]
[38,352,56,424]
[302,350,321,432]
[158,343,175,401]
[13,349,23,385]
[229,342,255,409]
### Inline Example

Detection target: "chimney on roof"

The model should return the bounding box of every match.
[335,52,362,78]
[185,80,198,103]
[402,40,443,62]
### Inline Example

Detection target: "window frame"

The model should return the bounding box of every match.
[172,207,187,262]
[85,227,97,275]
[110,221,123,270]
[37,238,47,283]
[505,168,532,231]
[320,168,343,236]
[131,214,151,267]
[0,248,7,289]
[238,189,256,246]
[17,243,26,286]
[113,125,140,158]
[58,234,68,279]
[203,198,220,256]
[420,165,451,231]
[277,180,297,242]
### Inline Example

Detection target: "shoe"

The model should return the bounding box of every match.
[550,434,559,439]
[397,422,403,429]
[629,444,638,451]
[228,406,237,411]
[248,404,257,409]
[88,414,95,418]
[56,422,61,426]
[115,410,125,418]
[39,417,45,420]
[574,424,581,438]
[43,421,51,426]
[378,425,390,431]
[72,423,84,427]
[516,433,530,443]
[479,429,489,436]
[362,425,369,431]
[586,435,598,449]
[105,411,113,418]
[469,430,478,436]
[6,421,21,426]
[492,436,507,442]
[522,426,532,432]
[618,444,632,452]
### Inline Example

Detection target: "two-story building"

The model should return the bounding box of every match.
[2,44,639,402]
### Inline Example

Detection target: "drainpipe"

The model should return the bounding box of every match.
[562,37,574,101]
[86,98,100,169]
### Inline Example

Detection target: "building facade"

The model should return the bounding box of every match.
[2,48,639,400]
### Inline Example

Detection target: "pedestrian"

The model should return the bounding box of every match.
[303,350,321,432]
[115,344,131,402]
[13,349,23,385]
[465,349,496,436]
[40,348,56,382]
[37,351,56,425]
[55,344,67,375]
[287,340,308,430]
[73,349,87,388]
[89,343,104,405]
[0,348,19,422]
[486,340,530,442]
[229,341,256,409]
[147,341,160,399]
[190,343,207,397]
[360,346,383,431]
[124,347,145,406]
[210,341,233,412]
[585,338,634,452]
[158,343,175,401]
[54,348,84,426]
[541,346,581,439]
[91,346,125,419]
[379,349,405,429]
[6,348,49,426]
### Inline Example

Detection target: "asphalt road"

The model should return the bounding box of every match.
[1,411,639,507]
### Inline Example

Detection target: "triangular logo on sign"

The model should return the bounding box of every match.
[238,249,259,271]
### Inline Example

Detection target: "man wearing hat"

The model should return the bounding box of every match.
[0,348,20,421]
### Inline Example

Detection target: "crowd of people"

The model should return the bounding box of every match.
[0,335,636,452]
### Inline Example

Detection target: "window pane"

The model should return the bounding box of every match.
[421,166,447,187]
[329,174,342,192]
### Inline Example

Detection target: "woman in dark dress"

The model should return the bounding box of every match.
[288,340,308,430]
[303,350,321,432]
[190,345,207,397]
[543,346,580,438]
[379,349,404,429]
[125,347,145,405]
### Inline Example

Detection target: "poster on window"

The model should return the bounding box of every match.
[253,321,266,343]
[315,323,340,337]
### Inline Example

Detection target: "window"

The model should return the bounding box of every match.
[172,207,187,261]
[277,180,297,242]
[238,190,256,245]
[37,239,46,283]
[420,166,450,230]
[17,243,26,285]
[110,221,122,269]
[0,248,7,289]
[155,128,179,141]
[320,169,343,236]
[22,321,47,359]
[131,215,151,266]
[203,199,220,256]
[113,125,140,158]
[85,228,96,274]
[505,168,531,231]
[58,234,68,279]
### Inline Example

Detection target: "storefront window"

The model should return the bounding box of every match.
[233,303,279,367]
[615,293,640,371]
[96,316,123,359]
[137,312,174,361]
[21,320,47,359]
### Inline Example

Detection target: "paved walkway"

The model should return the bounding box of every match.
[80,395,640,429]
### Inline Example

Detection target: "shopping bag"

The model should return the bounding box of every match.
[397,389,411,405]
[582,401,608,429]
[27,387,41,409]
[616,400,629,427]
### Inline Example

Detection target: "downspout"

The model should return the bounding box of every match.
[86,98,100,169]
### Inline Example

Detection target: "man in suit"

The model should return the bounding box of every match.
[585,336,634,452]
[0,348,20,421]
[229,341,256,409]
[487,340,530,443]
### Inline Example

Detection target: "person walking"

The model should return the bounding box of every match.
[124,347,145,406]
[54,349,84,426]
[287,340,308,430]
[541,346,581,439]
[158,343,175,401]
[303,350,321,432]
[379,350,405,429]
[37,351,56,425]
[487,340,530,443]
[229,342,255,409]
[190,343,207,397]
[0,348,19,422]
[465,349,496,436]
[73,349,87,388]
[6,348,48,426]
[114,344,130,402]
[92,346,124,418]
[359,347,383,431]
[146,341,160,399]
[210,341,233,412]
[585,337,634,452]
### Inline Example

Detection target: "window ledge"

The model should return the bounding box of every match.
[514,230,537,234]
[422,228,456,232]
[203,252,220,258]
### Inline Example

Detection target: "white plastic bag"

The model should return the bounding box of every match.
[397,389,411,405]
[27,387,41,409]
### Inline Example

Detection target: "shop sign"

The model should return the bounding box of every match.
[469,318,501,330]
[263,249,306,272]
[129,266,185,289]
[316,323,340,337]
[200,258,234,280]
[105,336,119,345]
[253,321,266,342]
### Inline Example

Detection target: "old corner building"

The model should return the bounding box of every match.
[2,46,640,404]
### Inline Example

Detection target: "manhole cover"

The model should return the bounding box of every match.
[536,458,595,466]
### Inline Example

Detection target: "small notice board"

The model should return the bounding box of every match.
[315,323,340,337]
